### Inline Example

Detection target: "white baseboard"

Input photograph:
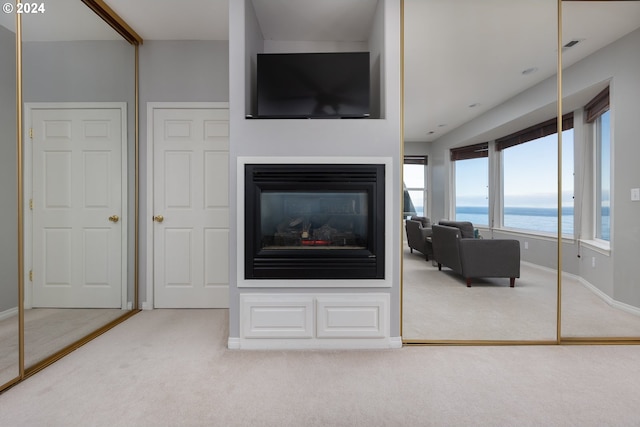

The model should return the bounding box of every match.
[141,301,153,310]
[0,307,18,322]
[228,336,402,350]
[577,277,640,317]
[523,261,640,317]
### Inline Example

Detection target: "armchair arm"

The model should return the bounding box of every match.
[420,226,432,239]
[458,239,520,278]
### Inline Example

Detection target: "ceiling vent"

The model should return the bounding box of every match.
[562,39,582,51]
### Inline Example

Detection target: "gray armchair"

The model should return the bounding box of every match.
[405,216,433,261]
[431,221,520,287]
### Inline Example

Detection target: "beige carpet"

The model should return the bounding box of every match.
[402,246,640,340]
[0,308,125,386]
[2,309,640,426]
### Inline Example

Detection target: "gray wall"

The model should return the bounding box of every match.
[0,25,17,312]
[138,40,230,305]
[427,27,640,307]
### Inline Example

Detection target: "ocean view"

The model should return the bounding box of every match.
[410,206,611,239]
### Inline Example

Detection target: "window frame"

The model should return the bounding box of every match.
[403,155,427,218]
[496,114,575,236]
[450,144,490,226]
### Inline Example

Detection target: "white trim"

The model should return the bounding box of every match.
[23,102,128,309]
[576,276,640,318]
[579,238,611,256]
[522,261,640,318]
[228,337,401,350]
[0,307,18,322]
[236,156,394,288]
[145,102,230,309]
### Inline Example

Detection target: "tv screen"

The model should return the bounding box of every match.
[256,52,370,119]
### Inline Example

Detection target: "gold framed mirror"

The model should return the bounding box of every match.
[402,0,560,343]
[560,0,640,342]
[0,0,142,392]
[0,7,19,390]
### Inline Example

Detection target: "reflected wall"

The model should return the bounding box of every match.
[0,16,19,388]
[20,0,137,369]
[561,0,640,339]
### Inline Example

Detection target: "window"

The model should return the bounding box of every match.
[403,156,426,218]
[451,143,489,225]
[586,87,611,241]
[497,115,574,235]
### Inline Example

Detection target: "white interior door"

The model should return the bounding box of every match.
[152,107,229,308]
[31,107,124,308]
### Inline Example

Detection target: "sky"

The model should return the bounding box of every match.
[455,129,575,208]
[404,129,584,210]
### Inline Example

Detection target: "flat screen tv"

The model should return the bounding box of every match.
[256,52,370,119]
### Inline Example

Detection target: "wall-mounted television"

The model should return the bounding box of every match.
[256,52,370,119]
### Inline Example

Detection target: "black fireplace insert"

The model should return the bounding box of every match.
[245,164,385,279]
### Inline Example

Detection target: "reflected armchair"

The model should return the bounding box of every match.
[432,221,520,287]
[405,216,433,261]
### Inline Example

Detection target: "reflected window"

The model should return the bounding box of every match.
[403,155,426,218]
[585,87,610,242]
[497,115,574,235]
[595,110,611,241]
[451,143,488,225]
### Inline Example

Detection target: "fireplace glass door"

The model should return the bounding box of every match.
[261,191,369,250]
[245,164,385,280]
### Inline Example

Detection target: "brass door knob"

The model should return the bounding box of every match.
[153,215,164,223]
[109,215,120,223]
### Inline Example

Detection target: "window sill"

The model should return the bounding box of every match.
[579,239,611,256]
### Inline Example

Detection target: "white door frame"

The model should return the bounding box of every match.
[23,102,128,309]
[145,102,230,309]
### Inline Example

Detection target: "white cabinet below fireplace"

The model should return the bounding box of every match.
[232,293,399,350]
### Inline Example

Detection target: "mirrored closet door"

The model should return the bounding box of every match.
[560,0,640,340]
[20,0,139,371]
[0,0,141,392]
[402,0,560,342]
[0,10,19,389]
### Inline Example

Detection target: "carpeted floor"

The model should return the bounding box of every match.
[0,308,125,386]
[402,246,640,340]
[1,309,640,426]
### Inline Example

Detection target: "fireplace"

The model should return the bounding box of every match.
[245,164,385,279]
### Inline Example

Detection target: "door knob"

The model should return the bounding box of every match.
[109,215,119,223]
[153,215,164,223]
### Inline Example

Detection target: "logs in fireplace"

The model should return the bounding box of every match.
[245,164,385,279]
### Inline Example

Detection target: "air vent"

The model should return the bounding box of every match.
[562,39,582,51]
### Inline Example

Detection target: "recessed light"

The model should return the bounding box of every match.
[438,124,447,128]
[522,67,538,75]
[468,103,480,108]
[427,131,435,135]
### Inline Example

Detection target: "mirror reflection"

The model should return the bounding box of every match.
[403,0,559,341]
[21,0,136,367]
[560,0,640,338]
[0,10,19,386]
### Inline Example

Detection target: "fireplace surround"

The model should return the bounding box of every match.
[244,163,385,280]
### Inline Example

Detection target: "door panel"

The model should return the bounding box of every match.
[153,108,229,308]
[31,108,123,308]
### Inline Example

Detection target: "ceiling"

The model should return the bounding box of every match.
[102,1,640,142]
